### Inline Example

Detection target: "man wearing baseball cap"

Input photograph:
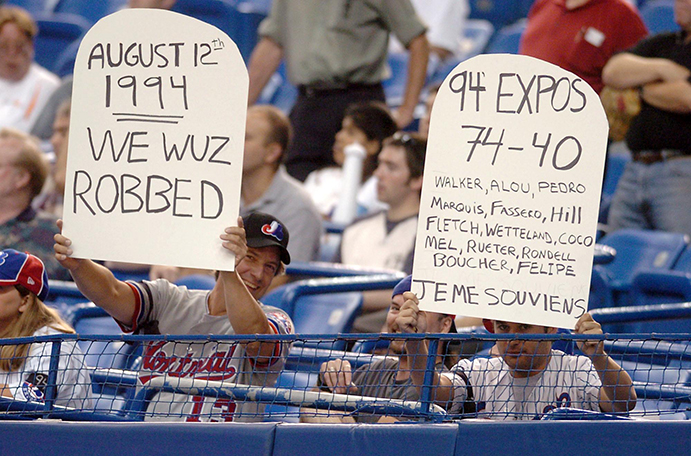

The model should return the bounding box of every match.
[0,249,91,409]
[53,212,294,422]
[304,275,457,423]
[396,293,637,420]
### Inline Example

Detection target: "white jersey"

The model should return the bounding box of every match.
[121,279,293,422]
[442,350,601,420]
[0,63,59,132]
[0,326,92,409]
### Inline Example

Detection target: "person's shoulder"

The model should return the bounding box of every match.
[345,210,386,229]
[29,63,60,86]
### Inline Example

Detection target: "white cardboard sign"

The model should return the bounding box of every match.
[411,54,608,329]
[62,9,248,271]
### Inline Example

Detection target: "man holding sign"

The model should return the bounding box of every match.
[396,293,636,419]
[53,212,294,422]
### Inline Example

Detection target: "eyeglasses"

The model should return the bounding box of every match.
[392,132,426,153]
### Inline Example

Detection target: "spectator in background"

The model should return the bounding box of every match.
[0,127,69,281]
[302,275,457,423]
[240,105,322,263]
[0,6,59,133]
[336,133,426,332]
[303,101,398,220]
[0,249,91,409]
[398,293,637,419]
[149,106,321,284]
[247,0,429,181]
[33,98,69,217]
[520,0,648,94]
[54,212,294,422]
[602,0,691,237]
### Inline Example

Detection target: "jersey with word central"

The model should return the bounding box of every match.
[121,279,293,422]
[443,350,601,419]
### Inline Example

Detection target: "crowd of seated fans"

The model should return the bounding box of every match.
[0,0,689,422]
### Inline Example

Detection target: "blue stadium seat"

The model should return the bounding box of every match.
[291,292,362,337]
[33,12,90,74]
[256,62,297,113]
[468,0,524,29]
[382,51,409,107]
[53,0,126,24]
[5,0,54,15]
[175,274,216,290]
[599,143,632,225]
[65,303,139,370]
[590,229,689,309]
[484,19,527,55]
[51,38,79,76]
[673,246,691,272]
[263,370,318,422]
[625,272,691,333]
[171,0,265,61]
[640,0,678,34]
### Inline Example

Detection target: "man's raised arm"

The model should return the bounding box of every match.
[53,220,137,325]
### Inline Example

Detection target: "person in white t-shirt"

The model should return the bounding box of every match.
[303,101,398,220]
[0,6,59,133]
[397,292,637,419]
[0,249,91,409]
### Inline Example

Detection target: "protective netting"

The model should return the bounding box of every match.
[1,333,690,422]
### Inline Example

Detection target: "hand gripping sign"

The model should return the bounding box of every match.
[411,54,608,329]
[62,9,248,271]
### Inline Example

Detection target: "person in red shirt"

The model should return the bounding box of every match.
[520,0,648,94]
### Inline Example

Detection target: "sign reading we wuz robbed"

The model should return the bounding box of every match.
[62,9,247,271]
[412,54,608,329]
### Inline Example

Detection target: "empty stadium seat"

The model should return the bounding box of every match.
[291,292,363,337]
[65,303,139,370]
[640,0,678,34]
[33,12,90,74]
[590,229,689,309]
[256,62,297,113]
[175,274,216,290]
[599,143,632,225]
[484,19,526,55]
[171,0,265,61]
[5,0,54,15]
[674,246,691,272]
[53,0,126,24]
[468,0,524,29]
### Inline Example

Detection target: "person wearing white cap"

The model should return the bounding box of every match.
[0,249,91,409]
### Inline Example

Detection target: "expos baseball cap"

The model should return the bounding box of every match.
[243,212,291,265]
[0,249,50,302]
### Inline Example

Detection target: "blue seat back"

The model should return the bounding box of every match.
[484,19,526,55]
[5,0,53,15]
[674,246,691,272]
[53,0,125,24]
[468,0,524,29]
[640,0,678,34]
[33,12,90,74]
[175,274,216,290]
[292,292,363,336]
[595,229,689,291]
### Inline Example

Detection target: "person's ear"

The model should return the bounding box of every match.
[12,168,31,191]
[441,315,453,333]
[18,296,30,313]
[409,175,423,192]
[264,142,283,166]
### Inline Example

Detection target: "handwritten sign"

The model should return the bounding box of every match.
[411,54,607,329]
[62,9,248,271]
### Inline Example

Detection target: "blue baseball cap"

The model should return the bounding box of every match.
[0,249,50,301]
